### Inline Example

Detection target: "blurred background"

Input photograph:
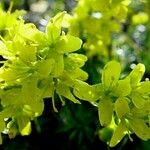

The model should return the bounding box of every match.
[0,0,150,149]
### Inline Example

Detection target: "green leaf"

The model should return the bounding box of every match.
[98,98,113,126]
[109,120,127,147]
[128,63,145,87]
[102,61,121,90]
[57,35,82,53]
[129,118,150,140]
[113,78,131,97]
[115,97,130,118]
[131,92,145,108]
[56,82,80,104]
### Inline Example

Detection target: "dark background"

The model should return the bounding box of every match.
[0,0,150,149]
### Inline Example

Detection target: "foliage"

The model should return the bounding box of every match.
[0,7,86,144]
[69,0,131,59]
